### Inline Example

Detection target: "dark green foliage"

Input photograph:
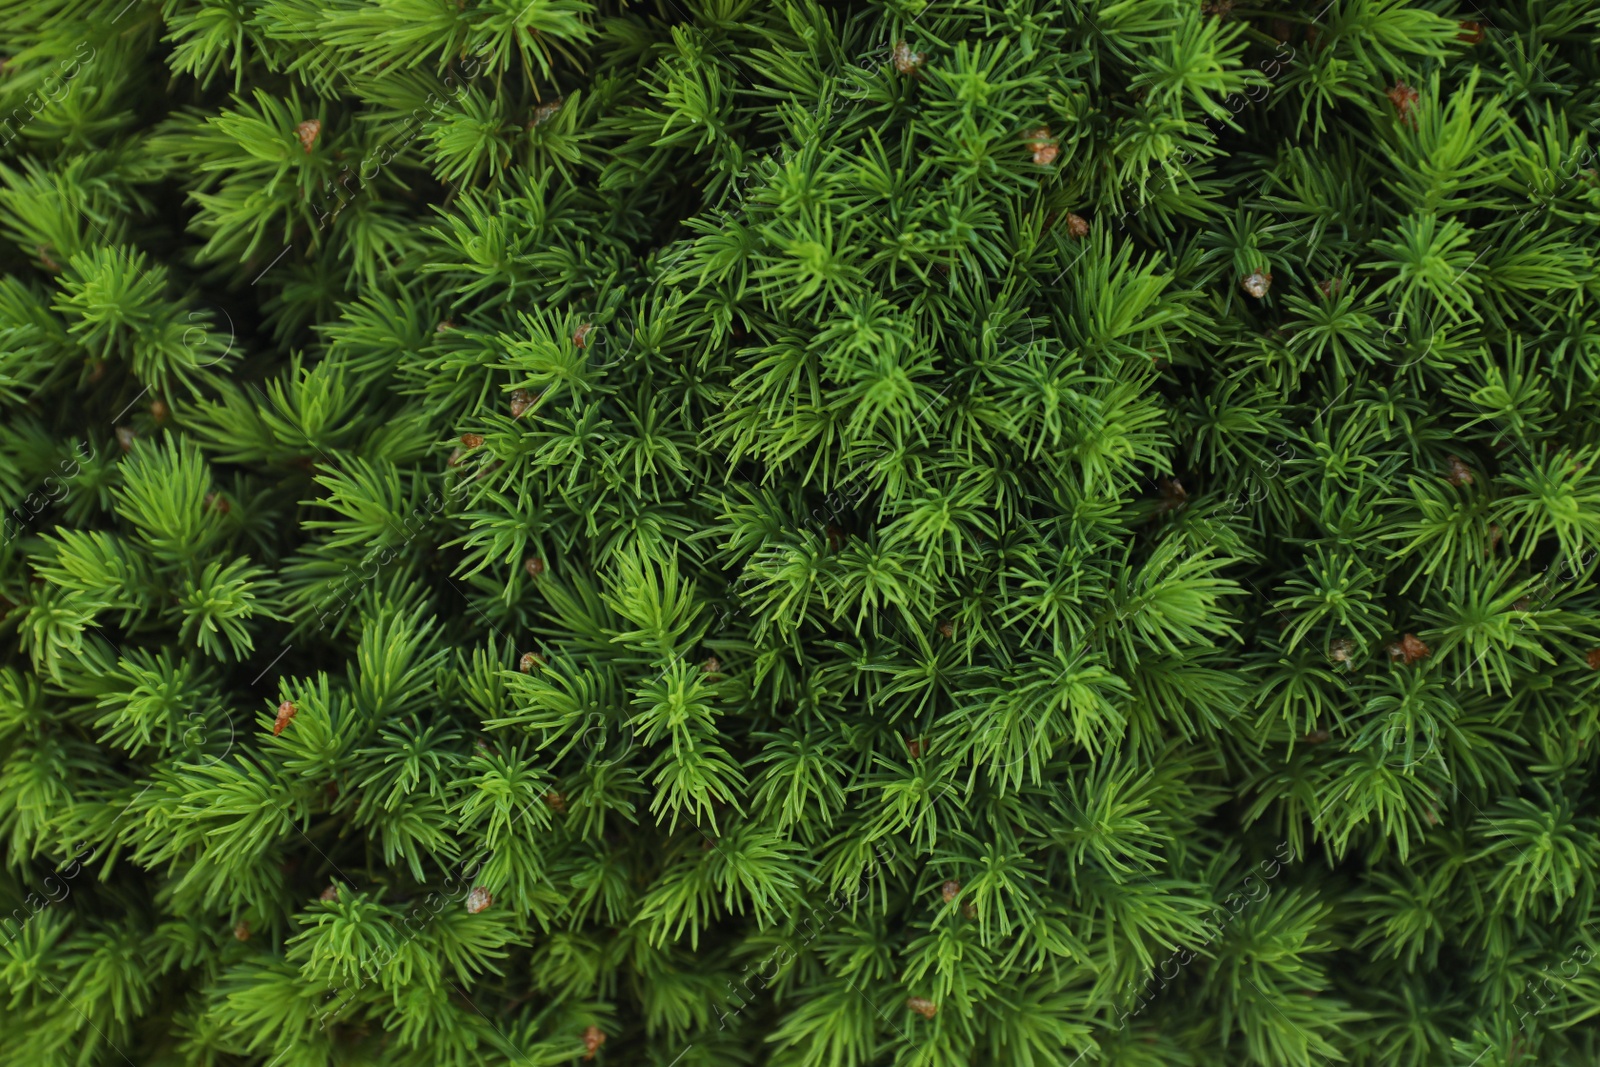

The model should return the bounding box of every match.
[2,1,1600,1065]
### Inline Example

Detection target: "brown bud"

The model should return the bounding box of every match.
[1303,729,1331,744]
[524,557,545,579]
[519,651,544,673]
[1458,20,1484,44]
[703,655,722,676]
[296,119,321,154]
[1387,633,1431,665]
[891,40,926,74]
[1387,81,1420,127]
[116,426,137,452]
[233,921,250,941]
[465,886,492,914]
[435,319,455,334]
[37,245,59,272]
[1157,477,1187,513]
[582,1025,606,1060]
[1329,638,1354,663]
[1065,212,1089,239]
[1513,597,1532,613]
[1240,271,1272,299]
[906,997,938,1019]
[1445,456,1473,487]
[1024,127,1058,166]
[1587,649,1600,670]
[205,492,230,514]
[940,880,961,903]
[509,388,534,418]
[273,700,297,736]
[529,98,562,128]
[460,433,485,449]
[545,791,567,813]
[936,620,954,639]
[572,323,594,348]
[1316,278,1343,299]
[907,738,925,759]
[320,885,340,902]
[150,399,169,422]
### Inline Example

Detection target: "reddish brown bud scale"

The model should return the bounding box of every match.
[1024,127,1058,166]
[296,119,321,154]
[582,1025,606,1059]
[906,997,938,1019]
[892,40,926,74]
[1387,633,1430,665]
[1388,81,1420,128]
[466,886,492,914]
[273,700,297,736]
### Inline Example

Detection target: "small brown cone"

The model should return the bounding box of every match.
[296,119,321,154]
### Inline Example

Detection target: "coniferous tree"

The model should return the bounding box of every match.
[2,1,1600,1066]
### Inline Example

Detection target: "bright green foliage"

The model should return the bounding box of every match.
[3,1,1600,1066]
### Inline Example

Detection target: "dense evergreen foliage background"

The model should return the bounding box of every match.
[3,0,1600,1064]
